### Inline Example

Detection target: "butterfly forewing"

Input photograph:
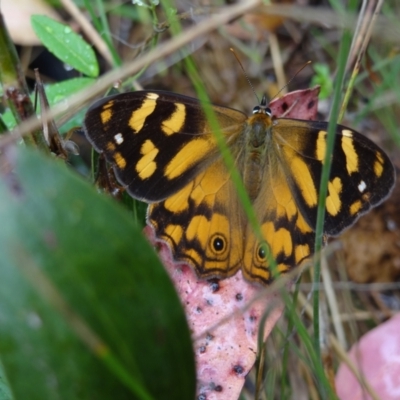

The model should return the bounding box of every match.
[83,90,246,202]
[273,118,395,236]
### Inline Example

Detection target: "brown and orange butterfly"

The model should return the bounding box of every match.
[83,89,395,285]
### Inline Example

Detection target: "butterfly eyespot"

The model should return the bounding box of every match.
[210,235,226,253]
[257,245,266,260]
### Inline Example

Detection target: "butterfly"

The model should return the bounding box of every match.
[83,89,395,285]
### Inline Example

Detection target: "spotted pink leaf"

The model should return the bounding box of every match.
[144,86,321,399]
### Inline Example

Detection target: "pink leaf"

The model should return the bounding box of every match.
[144,86,320,399]
[270,86,320,120]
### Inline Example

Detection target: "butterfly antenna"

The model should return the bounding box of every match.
[230,48,260,105]
[270,61,312,103]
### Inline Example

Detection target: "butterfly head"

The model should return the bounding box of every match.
[252,95,271,117]
[246,95,275,149]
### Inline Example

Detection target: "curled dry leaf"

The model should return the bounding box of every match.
[269,86,320,119]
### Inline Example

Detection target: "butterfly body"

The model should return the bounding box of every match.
[84,90,395,285]
[240,111,272,200]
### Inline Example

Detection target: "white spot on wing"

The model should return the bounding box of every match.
[358,180,367,193]
[147,92,159,100]
[342,129,353,137]
[114,133,124,145]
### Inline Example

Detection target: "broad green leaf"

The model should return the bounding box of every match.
[0,362,12,400]
[43,77,95,105]
[31,15,99,77]
[0,147,196,400]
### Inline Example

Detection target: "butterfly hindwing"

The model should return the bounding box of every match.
[148,158,245,279]
[241,135,317,284]
[83,90,246,202]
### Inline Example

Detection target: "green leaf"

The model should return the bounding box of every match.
[310,63,333,99]
[38,77,96,132]
[1,78,95,131]
[44,77,96,105]
[0,110,16,131]
[0,361,12,400]
[0,147,196,400]
[31,15,99,77]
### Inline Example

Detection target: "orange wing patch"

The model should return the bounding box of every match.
[148,159,245,280]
